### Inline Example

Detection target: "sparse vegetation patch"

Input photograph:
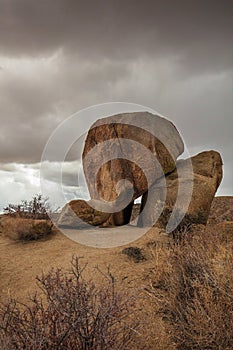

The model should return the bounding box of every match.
[0,257,138,350]
[0,217,53,241]
[122,246,146,263]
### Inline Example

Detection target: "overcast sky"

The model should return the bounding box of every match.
[0,0,232,211]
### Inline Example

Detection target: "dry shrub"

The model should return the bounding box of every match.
[3,194,52,219]
[122,246,146,263]
[0,217,53,241]
[0,257,138,350]
[148,229,233,350]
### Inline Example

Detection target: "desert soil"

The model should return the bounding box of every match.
[0,195,232,301]
[0,196,232,348]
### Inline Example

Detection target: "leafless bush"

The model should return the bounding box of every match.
[4,194,52,219]
[149,231,233,350]
[0,257,138,349]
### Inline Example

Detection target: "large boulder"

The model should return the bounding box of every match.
[138,150,223,230]
[82,112,184,225]
[207,196,233,225]
[57,199,111,228]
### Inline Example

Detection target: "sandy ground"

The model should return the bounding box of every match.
[61,225,151,248]
[0,196,231,348]
[1,196,231,302]
[0,225,169,302]
[0,225,174,348]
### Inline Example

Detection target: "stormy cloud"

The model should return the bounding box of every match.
[0,0,232,207]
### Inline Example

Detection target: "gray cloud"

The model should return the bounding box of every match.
[0,1,232,70]
[0,160,89,212]
[0,0,232,197]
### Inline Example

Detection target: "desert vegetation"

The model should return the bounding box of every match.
[3,194,52,220]
[147,227,233,350]
[0,217,53,241]
[122,246,146,263]
[0,197,232,349]
[0,226,232,349]
[0,257,138,350]
[0,195,54,241]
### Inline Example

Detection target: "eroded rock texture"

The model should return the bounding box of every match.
[138,151,223,230]
[57,200,111,228]
[82,112,184,225]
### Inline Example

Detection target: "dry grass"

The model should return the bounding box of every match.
[0,211,232,349]
[0,257,138,350]
[147,228,233,350]
[0,216,53,241]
